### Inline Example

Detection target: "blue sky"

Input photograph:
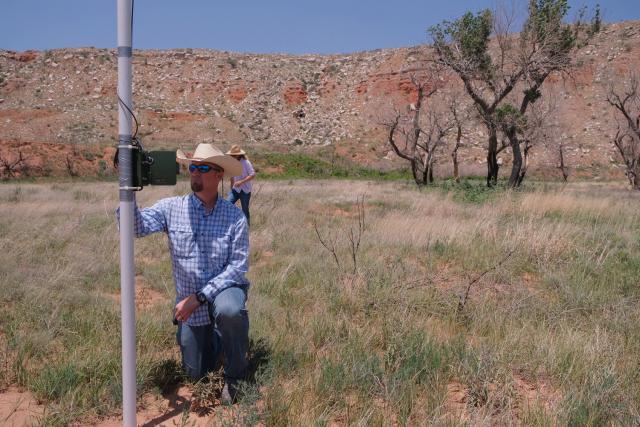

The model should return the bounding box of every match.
[2,0,638,54]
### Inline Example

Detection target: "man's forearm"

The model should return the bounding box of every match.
[201,260,249,301]
[201,275,247,302]
[235,175,255,186]
[117,198,168,237]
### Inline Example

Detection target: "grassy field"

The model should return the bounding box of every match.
[0,179,639,425]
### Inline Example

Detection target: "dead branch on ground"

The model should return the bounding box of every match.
[456,249,515,316]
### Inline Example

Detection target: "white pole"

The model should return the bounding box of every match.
[117,1,136,426]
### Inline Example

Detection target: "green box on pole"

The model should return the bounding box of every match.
[148,150,178,186]
[132,149,179,188]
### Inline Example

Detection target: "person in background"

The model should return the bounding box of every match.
[226,145,256,226]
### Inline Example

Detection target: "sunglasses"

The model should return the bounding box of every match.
[189,164,223,174]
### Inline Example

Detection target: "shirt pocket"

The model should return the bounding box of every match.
[203,230,232,269]
[168,225,195,259]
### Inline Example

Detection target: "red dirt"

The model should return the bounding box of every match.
[355,69,443,106]
[512,373,561,414]
[4,50,39,62]
[104,275,166,311]
[1,22,639,178]
[445,372,561,422]
[0,140,115,178]
[0,385,245,426]
[282,83,308,105]
[227,86,249,103]
[445,381,469,422]
[95,386,240,427]
[0,108,59,122]
[0,387,44,426]
[318,78,339,101]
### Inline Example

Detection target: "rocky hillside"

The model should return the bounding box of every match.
[0,21,639,180]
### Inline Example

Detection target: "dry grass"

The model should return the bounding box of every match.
[1,179,639,425]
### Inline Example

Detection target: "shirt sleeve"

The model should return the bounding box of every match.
[201,214,250,301]
[116,197,171,237]
[245,160,255,176]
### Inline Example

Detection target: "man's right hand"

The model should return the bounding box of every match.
[174,294,200,322]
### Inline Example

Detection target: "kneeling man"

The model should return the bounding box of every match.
[117,143,250,404]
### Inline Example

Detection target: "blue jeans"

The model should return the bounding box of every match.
[227,190,251,226]
[176,287,249,381]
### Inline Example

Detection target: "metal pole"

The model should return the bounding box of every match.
[117,1,136,426]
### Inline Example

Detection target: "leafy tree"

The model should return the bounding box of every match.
[504,0,576,186]
[430,9,520,187]
[430,0,583,187]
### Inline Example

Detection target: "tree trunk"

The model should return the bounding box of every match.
[558,144,569,182]
[452,123,461,183]
[411,160,420,185]
[452,150,460,183]
[507,128,522,188]
[630,160,640,190]
[420,164,429,185]
[487,124,499,187]
[422,151,434,185]
[516,143,531,186]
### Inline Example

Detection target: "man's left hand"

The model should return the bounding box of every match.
[174,294,200,322]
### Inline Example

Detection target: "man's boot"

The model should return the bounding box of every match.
[221,380,238,405]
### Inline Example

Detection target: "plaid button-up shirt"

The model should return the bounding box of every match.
[120,193,250,326]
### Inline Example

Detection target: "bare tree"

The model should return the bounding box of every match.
[449,97,468,183]
[313,220,341,270]
[384,74,456,186]
[517,98,551,185]
[557,140,569,182]
[530,84,570,181]
[0,150,28,180]
[66,154,78,177]
[347,196,365,274]
[606,73,640,190]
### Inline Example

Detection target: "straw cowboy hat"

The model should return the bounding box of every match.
[226,145,247,156]
[176,143,242,177]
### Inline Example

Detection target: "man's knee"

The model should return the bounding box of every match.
[212,288,249,333]
[215,303,247,325]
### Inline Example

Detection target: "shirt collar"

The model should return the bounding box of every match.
[189,193,220,215]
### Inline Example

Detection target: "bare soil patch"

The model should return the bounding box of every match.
[0,387,44,427]
[445,372,561,422]
[105,275,167,310]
